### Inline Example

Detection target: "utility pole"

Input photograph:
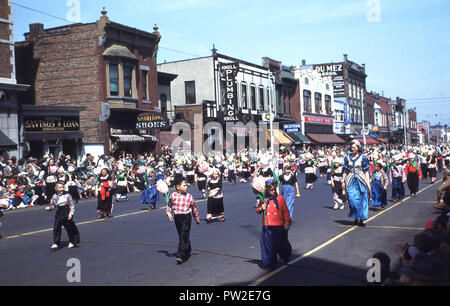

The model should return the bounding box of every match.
[361,92,367,148]
[268,69,275,156]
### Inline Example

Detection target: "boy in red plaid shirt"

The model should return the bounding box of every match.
[166,178,200,264]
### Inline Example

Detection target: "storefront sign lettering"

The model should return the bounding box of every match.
[24,116,80,133]
[220,62,239,122]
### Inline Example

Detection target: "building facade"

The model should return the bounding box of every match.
[0,0,29,158]
[293,64,344,145]
[15,9,162,160]
[158,51,295,152]
[310,54,367,136]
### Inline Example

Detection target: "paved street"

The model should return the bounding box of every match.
[0,172,444,286]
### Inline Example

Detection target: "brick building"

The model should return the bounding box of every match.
[0,0,29,158]
[15,8,161,160]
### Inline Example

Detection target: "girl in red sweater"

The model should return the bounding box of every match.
[257,180,292,270]
[405,154,422,197]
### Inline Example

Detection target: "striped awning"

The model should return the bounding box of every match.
[267,129,294,146]
[0,130,17,152]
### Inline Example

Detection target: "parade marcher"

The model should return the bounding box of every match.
[140,168,158,210]
[45,159,58,203]
[206,169,225,223]
[331,158,346,210]
[343,140,371,227]
[279,164,300,220]
[96,168,114,219]
[185,160,195,186]
[304,153,317,190]
[371,162,389,210]
[226,160,237,185]
[317,151,328,178]
[405,154,422,197]
[166,178,200,265]
[389,155,406,203]
[46,181,80,249]
[418,152,428,181]
[427,151,438,184]
[195,161,208,199]
[256,180,292,270]
[115,166,129,202]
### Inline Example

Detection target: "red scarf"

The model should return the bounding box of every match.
[100,182,110,201]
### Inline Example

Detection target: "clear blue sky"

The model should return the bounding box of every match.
[12,0,450,125]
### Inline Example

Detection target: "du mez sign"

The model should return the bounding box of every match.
[220,62,239,122]
[313,63,345,97]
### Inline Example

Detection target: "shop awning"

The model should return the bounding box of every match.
[285,131,311,144]
[376,138,388,143]
[364,137,379,145]
[0,130,17,152]
[306,133,345,144]
[110,134,156,143]
[24,132,83,141]
[267,129,294,146]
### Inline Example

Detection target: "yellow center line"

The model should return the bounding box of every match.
[339,225,424,231]
[250,179,442,286]
[4,198,207,240]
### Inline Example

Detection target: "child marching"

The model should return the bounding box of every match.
[206,169,225,223]
[389,155,406,203]
[166,178,200,265]
[304,153,317,190]
[46,181,80,249]
[370,162,389,210]
[256,180,292,270]
[331,158,346,210]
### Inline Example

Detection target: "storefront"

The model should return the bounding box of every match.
[21,105,84,160]
[108,110,162,156]
[303,114,345,145]
[281,123,310,145]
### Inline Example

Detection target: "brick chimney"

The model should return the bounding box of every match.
[28,23,44,41]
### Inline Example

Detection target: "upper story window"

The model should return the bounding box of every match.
[314,92,322,114]
[104,44,138,99]
[250,85,256,110]
[325,95,332,115]
[109,64,119,96]
[123,64,133,97]
[241,83,247,109]
[259,86,264,110]
[142,70,148,101]
[303,90,311,113]
[305,77,309,85]
[185,81,196,105]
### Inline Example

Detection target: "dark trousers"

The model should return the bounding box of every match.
[53,207,80,245]
[260,226,292,269]
[174,214,192,260]
[407,172,419,195]
[391,177,405,200]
